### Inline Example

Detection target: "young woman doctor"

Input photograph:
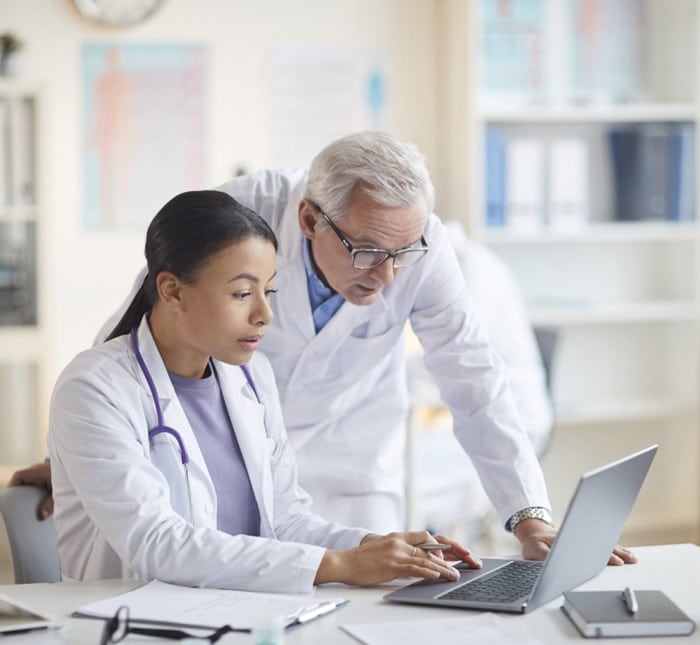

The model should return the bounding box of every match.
[48,190,479,593]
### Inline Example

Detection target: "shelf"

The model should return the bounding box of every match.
[477,103,698,123]
[483,222,698,245]
[554,397,696,427]
[412,396,696,430]
[527,301,698,326]
[0,206,38,222]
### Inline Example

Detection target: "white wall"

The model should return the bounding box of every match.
[0,0,441,407]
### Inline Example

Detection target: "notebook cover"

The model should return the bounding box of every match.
[561,590,696,638]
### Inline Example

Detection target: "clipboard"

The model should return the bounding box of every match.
[561,590,696,638]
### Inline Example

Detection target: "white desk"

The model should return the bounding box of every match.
[0,544,697,643]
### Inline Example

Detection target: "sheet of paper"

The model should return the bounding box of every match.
[341,612,543,645]
[76,579,345,631]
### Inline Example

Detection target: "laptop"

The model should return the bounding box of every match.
[385,444,657,614]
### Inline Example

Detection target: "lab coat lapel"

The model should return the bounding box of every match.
[132,319,215,519]
[274,251,315,341]
[273,190,316,340]
[214,362,275,537]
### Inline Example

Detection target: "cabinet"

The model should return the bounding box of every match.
[466,0,700,544]
[0,81,46,483]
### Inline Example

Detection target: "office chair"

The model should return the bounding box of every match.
[0,485,61,583]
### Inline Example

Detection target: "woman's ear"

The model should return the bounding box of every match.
[298,199,320,240]
[155,271,184,310]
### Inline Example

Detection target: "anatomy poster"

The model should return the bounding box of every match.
[82,44,207,231]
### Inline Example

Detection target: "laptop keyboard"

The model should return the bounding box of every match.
[438,560,543,603]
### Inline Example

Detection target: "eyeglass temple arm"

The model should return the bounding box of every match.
[127,624,234,643]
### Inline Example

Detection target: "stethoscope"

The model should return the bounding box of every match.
[129,327,260,521]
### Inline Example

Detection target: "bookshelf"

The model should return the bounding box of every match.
[0,80,47,479]
[406,0,699,548]
[466,0,700,544]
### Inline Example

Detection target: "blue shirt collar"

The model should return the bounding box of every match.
[302,237,345,332]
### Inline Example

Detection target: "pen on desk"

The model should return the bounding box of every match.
[296,600,346,624]
[414,542,451,551]
[622,586,638,614]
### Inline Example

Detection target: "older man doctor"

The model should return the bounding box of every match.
[16,131,635,563]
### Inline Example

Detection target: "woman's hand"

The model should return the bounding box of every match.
[314,531,481,586]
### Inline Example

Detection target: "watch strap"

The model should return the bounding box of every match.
[508,506,553,533]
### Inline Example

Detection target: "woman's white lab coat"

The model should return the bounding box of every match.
[48,317,368,593]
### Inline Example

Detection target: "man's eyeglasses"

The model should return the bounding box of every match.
[101,605,232,644]
[314,204,429,270]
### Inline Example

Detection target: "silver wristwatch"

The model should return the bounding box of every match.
[508,506,554,533]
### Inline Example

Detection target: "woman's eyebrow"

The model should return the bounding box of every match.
[227,270,277,284]
[227,273,259,283]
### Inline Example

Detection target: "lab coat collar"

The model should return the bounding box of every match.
[274,234,316,341]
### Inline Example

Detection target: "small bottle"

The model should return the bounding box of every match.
[251,613,285,645]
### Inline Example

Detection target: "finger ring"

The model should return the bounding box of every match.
[411,546,416,557]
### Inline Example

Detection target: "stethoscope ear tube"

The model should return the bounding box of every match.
[130,328,191,466]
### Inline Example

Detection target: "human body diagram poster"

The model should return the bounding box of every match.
[82,44,207,231]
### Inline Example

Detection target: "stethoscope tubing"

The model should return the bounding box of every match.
[130,328,191,464]
[129,326,260,523]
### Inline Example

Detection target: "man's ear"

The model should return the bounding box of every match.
[298,199,320,240]
[156,271,184,311]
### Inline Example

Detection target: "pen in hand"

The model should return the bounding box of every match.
[414,542,451,551]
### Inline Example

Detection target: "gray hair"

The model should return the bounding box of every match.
[304,131,435,221]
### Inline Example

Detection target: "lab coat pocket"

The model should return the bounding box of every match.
[149,437,192,521]
[339,324,404,383]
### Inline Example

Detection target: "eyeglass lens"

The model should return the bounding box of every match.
[353,248,427,270]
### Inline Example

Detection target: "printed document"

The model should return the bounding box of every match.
[76,579,345,631]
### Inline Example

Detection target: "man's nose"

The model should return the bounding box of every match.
[370,258,396,285]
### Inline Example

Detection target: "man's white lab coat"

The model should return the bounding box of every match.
[99,169,550,533]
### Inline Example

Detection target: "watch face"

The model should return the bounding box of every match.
[73,0,165,26]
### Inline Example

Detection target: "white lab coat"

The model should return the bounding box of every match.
[99,170,551,533]
[446,221,553,456]
[405,222,554,538]
[48,317,368,593]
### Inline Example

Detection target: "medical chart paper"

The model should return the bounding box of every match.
[74,579,346,631]
[341,613,544,645]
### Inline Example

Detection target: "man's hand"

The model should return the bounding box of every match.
[8,462,53,520]
[514,518,638,565]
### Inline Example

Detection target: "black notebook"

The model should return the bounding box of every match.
[562,590,696,638]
